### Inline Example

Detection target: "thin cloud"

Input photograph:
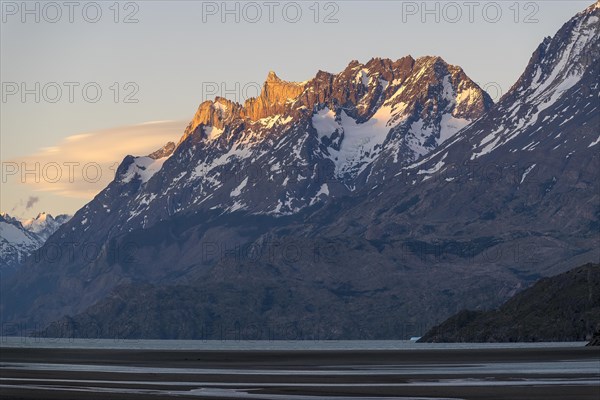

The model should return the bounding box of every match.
[64,133,93,142]
[6,120,186,200]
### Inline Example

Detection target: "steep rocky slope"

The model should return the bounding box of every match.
[418,263,600,342]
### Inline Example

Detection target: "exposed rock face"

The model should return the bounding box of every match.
[244,71,306,120]
[181,71,306,142]
[180,97,246,141]
[148,142,176,159]
[1,3,599,340]
[419,264,600,343]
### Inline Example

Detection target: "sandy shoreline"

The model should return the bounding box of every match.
[1,346,599,399]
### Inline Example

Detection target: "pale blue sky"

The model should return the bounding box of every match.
[0,0,592,215]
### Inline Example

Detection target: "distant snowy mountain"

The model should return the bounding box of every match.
[0,212,70,270]
[0,213,43,271]
[20,212,71,242]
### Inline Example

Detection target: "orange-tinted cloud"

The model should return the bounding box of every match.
[3,121,186,203]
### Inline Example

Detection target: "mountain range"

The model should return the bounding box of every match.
[1,2,598,339]
[0,212,70,273]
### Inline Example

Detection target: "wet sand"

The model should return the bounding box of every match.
[1,346,599,399]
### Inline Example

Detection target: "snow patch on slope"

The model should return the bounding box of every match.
[312,106,397,177]
[122,156,171,184]
[231,177,248,197]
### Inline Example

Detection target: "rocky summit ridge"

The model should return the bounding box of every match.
[181,56,492,149]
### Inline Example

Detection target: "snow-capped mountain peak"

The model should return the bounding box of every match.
[20,212,71,241]
[1,211,70,270]
[68,55,492,238]
[463,3,599,160]
[0,213,43,270]
[399,1,599,191]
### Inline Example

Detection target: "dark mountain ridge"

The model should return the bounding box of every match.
[418,263,600,343]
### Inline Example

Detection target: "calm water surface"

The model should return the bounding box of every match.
[0,337,589,350]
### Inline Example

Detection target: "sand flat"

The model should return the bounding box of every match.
[1,346,599,399]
